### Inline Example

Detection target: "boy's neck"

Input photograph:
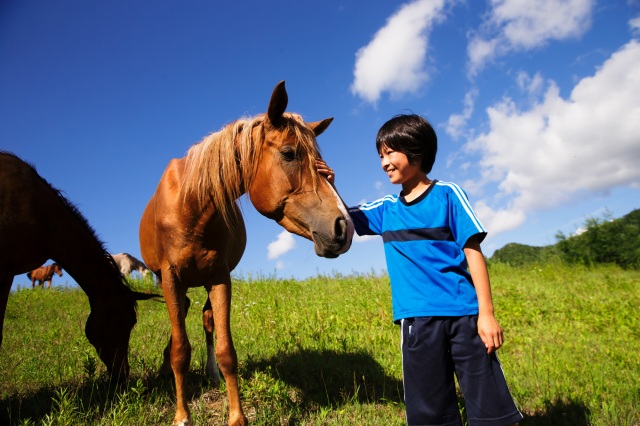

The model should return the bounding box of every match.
[401,174,432,202]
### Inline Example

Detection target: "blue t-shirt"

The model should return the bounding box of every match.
[348,180,487,322]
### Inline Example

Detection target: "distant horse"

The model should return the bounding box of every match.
[139,81,353,426]
[111,253,150,277]
[27,263,63,288]
[0,151,157,381]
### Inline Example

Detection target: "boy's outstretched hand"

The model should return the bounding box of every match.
[316,159,335,185]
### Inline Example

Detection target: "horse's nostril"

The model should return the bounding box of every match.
[334,217,346,239]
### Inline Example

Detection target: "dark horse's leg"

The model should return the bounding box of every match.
[0,270,13,347]
[202,297,220,386]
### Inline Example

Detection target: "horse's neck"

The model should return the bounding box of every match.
[49,213,123,298]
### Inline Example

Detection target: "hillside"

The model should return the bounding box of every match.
[491,208,640,269]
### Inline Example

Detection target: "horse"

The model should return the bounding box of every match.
[139,81,354,426]
[27,263,63,288]
[111,253,150,278]
[0,151,157,381]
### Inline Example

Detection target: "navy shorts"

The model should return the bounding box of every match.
[401,316,523,426]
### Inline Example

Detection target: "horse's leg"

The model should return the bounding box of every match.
[160,296,191,376]
[161,272,192,426]
[202,297,220,386]
[208,278,247,426]
[0,271,13,347]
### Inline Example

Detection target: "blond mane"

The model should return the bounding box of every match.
[181,112,321,229]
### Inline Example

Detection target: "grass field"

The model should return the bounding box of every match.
[1,263,639,425]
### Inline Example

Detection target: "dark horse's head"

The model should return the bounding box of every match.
[84,287,156,381]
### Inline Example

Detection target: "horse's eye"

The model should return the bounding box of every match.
[280,147,296,162]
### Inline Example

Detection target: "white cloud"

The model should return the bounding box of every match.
[351,0,446,104]
[354,233,381,243]
[631,16,640,34]
[267,231,296,260]
[466,39,640,235]
[516,71,545,95]
[473,201,526,235]
[468,0,595,77]
[446,87,479,139]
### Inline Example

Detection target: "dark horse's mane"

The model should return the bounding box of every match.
[2,151,132,297]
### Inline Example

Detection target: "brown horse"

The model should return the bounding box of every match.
[0,151,156,381]
[27,263,63,288]
[139,81,353,426]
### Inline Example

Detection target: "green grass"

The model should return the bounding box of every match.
[1,264,639,425]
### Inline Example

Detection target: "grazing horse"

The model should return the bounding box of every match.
[112,253,150,277]
[27,263,63,288]
[0,151,156,380]
[139,81,353,426]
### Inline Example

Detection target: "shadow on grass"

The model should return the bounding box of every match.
[521,397,591,426]
[243,348,404,408]
[0,370,210,425]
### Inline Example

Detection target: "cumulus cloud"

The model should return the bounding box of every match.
[354,233,380,243]
[351,0,446,104]
[466,40,640,235]
[631,16,640,34]
[267,231,296,260]
[446,87,479,139]
[468,0,595,77]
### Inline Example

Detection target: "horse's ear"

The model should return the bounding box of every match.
[308,118,334,137]
[267,80,288,127]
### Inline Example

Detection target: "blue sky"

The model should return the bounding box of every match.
[2,0,639,288]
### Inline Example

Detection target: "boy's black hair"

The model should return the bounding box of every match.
[375,114,437,174]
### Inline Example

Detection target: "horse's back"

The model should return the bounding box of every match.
[0,153,58,274]
[140,158,196,275]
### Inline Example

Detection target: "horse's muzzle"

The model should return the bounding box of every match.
[312,215,354,258]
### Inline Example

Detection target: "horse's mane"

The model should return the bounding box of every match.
[1,151,133,299]
[181,112,321,228]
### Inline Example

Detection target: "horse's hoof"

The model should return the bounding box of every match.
[172,418,191,426]
[228,413,248,426]
[206,367,220,387]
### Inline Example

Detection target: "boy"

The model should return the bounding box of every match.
[317,114,522,425]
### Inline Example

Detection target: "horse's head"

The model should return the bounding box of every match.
[84,290,154,381]
[247,81,353,258]
[52,263,63,277]
[85,294,136,380]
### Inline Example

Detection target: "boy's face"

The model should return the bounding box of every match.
[379,145,423,185]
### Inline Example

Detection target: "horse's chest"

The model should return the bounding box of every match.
[188,228,246,270]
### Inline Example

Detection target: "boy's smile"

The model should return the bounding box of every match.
[379,145,431,201]
[380,147,422,185]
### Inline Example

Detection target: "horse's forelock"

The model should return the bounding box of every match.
[280,113,322,193]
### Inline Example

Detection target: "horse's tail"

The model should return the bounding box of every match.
[26,271,32,279]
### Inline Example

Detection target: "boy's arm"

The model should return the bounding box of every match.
[464,235,504,354]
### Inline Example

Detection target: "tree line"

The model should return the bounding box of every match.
[490,208,640,269]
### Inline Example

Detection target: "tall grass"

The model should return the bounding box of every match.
[1,264,639,425]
